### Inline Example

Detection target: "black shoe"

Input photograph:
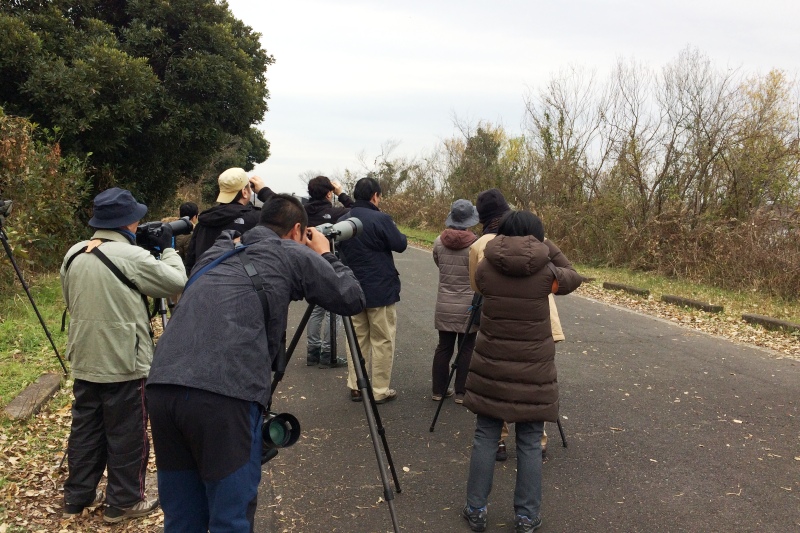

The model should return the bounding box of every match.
[306,346,321,366]
[515,514,542,532]
[462,504,487,532]
[496,440,508,462]
[63,488,104,518]
[350,389,362,402]
[319,357,346,368]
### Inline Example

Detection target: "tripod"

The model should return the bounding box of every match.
[428,293,568,448]
[0,201,68,376]
[155,297,175,328]
[273,303,402,533]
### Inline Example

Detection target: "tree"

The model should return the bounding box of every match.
[0,0,273,208]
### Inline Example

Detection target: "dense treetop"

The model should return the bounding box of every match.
[0,0,272,207]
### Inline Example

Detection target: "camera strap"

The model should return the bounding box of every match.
[61,242,153,338]
[183,244,269,325]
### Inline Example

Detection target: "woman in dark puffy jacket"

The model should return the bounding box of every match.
[431,199,479,403]
[461,211,582,533]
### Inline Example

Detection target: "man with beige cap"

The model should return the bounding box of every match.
[185,167,274,273]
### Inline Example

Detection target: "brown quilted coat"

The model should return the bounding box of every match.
[463,235,582,423]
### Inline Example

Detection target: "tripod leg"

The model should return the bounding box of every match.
[270,302,315,402]
[342,315,401,532]
[329,309,337,362]
[1,228,68,375]
[556,418,568,448]
[159,298,169,329]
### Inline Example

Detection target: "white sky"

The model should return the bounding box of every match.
[225,0,800,196]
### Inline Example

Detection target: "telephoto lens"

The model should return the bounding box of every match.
[262,412,301,449]
[315,217,363,242]
[261,412,301,464]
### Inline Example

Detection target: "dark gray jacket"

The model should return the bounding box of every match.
[147,225,366,408]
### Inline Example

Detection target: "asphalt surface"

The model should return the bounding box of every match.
[255,246,800,533]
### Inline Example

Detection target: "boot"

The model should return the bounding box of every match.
[306,345,321,366]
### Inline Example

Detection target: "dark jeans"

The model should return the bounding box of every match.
[148,385,262,533]
[432,330,476,395]
[467,414,544,519]
[64,378,149,509]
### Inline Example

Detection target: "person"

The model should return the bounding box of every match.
[461,210,582,533]
[146,194,365,532]
[336,177,407,404]
[468,189,565,461]
[303,175,354,367]
[60,188,187,523]
[184,167,274,273]
[175,201,199,262]
[431,199,480,404]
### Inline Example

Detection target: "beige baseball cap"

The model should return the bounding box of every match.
[217,167,249,203]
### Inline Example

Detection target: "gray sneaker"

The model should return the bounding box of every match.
[103,497,159,523]
[515,514,543,532]
[462,504,487,532]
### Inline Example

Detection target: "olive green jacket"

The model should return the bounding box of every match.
[60,230,187,383]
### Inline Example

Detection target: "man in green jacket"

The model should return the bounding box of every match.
[60,188,187,523]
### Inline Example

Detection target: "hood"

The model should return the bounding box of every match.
[197,203,252,228]
[483,235,550,277]
[440,228,477,250]
[305,198,332,218]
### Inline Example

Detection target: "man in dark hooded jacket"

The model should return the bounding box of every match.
[303,176,354,367]
[184,167,274,273]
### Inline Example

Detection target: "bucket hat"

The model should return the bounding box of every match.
[445,199,479,229]
[88,188,147,229]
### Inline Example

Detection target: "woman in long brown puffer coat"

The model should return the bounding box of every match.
[432,199,479,403]
[461,210,582,533]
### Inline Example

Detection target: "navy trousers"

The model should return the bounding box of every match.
[147,385,263,533]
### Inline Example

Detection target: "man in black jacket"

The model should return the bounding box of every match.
[184,167,274,273]
[147,194,365,531]
[337,177,407,404]
[304,176,354,367]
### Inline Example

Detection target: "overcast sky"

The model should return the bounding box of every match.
[225,0,800,196]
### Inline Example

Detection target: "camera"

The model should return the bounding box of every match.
[315,217,363,243]
[261,411,301,464]
[0,200,11,225]
[136,216,193,254]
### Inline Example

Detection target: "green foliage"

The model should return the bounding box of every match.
[0,109,89,284]
[0,0,273,209]
[0,274,68,409]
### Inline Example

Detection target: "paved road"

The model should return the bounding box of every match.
[256,246,800,532]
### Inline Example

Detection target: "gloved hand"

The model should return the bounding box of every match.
[153,224,174,253]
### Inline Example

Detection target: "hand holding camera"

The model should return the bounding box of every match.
[305,227,331,255]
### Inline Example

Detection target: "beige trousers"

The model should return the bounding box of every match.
[346,305,397,401]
